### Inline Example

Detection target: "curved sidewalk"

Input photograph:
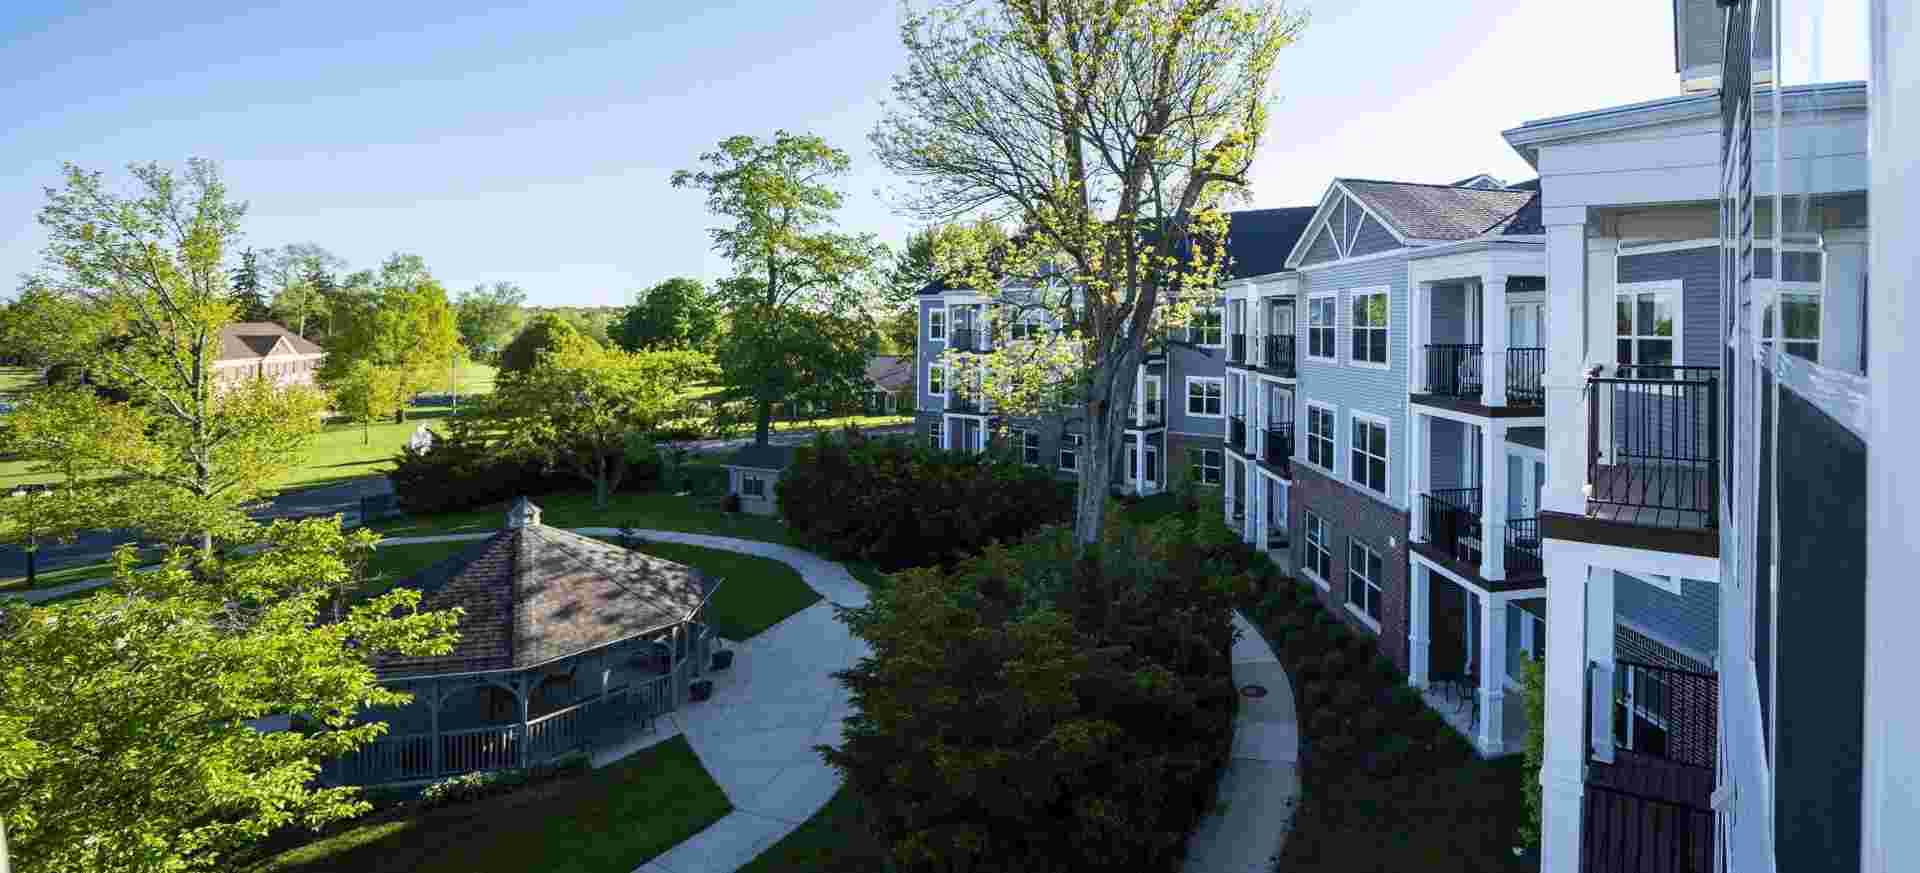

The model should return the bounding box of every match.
[1183,611,1302,873]
[377,528,869,873]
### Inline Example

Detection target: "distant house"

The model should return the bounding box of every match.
[864,355,914,414]
[720,444,797,516]
[214,322,325,387]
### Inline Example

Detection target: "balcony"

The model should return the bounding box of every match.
[1126,397,1165,428]
[1228,415,1247,451]
[1419,345,1547,408]
[1583,366,1719,531]
[1259,423,1293,479]
[949,327,987,353]
[1228,333,1247,364]
[1582,659,1718,873]
[945,392,981,413]
[1416,487,1544,581]
[1262,334,1296,378]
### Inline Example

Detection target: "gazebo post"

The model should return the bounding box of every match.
[515,674,530,767]
[668,626,679,708]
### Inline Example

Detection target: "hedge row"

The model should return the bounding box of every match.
[388,423,661,515]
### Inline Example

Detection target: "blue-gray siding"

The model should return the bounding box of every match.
[1614,571,1718,663]
[1429,417,1468,490]
[1429,281,1472,345]
[1301,228,1339,265]
[1295,250,1414,509]
[1616,246,1720,370]
[1349,214,1400,257]
[917,297,947,412]
[1167,342,1226,436]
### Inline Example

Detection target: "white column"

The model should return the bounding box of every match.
[1409,413,1429,542]
[1134,364,1146,428]
[1409,279,1428,394]
[1132,438,1143,497]
[1478,590,1508,755]
[1541,218,1589,516]
[1538,546,1588,873]
[1482,272,1509,406]
[1480,420,1509,582]
[1586,564,1616,763]
[1409,564,1430,688]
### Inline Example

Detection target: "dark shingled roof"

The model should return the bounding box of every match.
[1221,206,1320,279]
[865,355,913,392]
[724,443,798,471]
[377,515,714,678]
[1338,179,1538,241]
[218,322,323,362]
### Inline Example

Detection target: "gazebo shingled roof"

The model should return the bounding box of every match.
[377,499,716,679]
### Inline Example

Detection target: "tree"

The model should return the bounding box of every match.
[484,336,716,508]
[329,359,410,444]
[229,247,271,321]
[872,0,1305,545]
[672,131,886,445]
[4,160,332,554]
[716,298,875,427]
[454,281,528,360]
[496,311,588,375]
[0,518,461,873]
[0,281,105,369]
[613,277,721,351]
[263,243,346,338]
[319,253,465,420]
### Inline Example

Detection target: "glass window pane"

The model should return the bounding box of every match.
[1370,458,1386,490]
[1617,339,1634,364]
[1639,339,1674,367]
[1370,423,1386,456]
[1370,330,1387,363]
[1635,295,1656,335]
[1617,297,1632,334]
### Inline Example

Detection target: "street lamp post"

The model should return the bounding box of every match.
[8,483,50,587]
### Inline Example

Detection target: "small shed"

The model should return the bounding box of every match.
[864,355,914,414]
[721,444,798,516]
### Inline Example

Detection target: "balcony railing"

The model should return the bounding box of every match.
[1229,333,1247,364]
[949,327,987,352]
[1614,660,1719,770]
[1423,344,1484,396]
[1261,423,1293,478]
[1508,347,1546,405]
[1263,334,1296,378]
[946,392,981,413]
[1585,366,1719,529]
[1228,415,1247,450]
[1420,487,1483,565]
[1506,517,1543,575]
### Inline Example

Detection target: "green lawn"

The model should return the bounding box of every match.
[369,491,794,544]
[736,787,888,873]
[623,540,821,641]
[251,735,731,873]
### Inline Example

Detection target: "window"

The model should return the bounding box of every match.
[1615,281,1679,374]
[1185,307,1224,346]
[1346,538,1383,624]
[1010,312,1046,341]
[1349,414,1388,495]
[929,419,944,451]
[1767,292,1821,361]
[1186,377,1224,417]
[1187,448,1223,485]
[1307,294,1337,360]
[1304,513,1331,587]
[928,363,945,396]
[1349,290,1388,365]
[1059,433,1082,471]
[1305,404,1335,470]
[929,308,946,341]
[1011,427,1040,465]
[742,475,766,497]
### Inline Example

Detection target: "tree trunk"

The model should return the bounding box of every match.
[754,397,772,447]
[363,419,371,445]
[1074,349,1143,547]
[593,453,610,509]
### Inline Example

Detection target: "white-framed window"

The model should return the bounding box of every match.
[927,363,945,396]
[1185,307,1224,346]
[1303,512,1331,588]
[929,419,943,450]
[1009,311,1047,341]
[1348,288,1389,367]
[1185,376,1224,418]
[1614,280,1681,375]
[1305,402,1336,471]
[1346,537,1383,626]
[929,307,946,341]
[1759,244,1825,363]
[1059,433,1082,471]
[1307,293,1338,360]
[1349,413,1388,495]
[742,475,766,497]
[1187,447,1223,486]
[1009,427,1041,465]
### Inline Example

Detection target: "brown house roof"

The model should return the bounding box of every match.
[1338,179,1538,241]
[218,322,324,362]
[865,355,913,392]
[376,508,715,678]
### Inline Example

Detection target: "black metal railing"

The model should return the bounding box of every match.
[1615,660,1719,770]
[950,327,985,352]
[1228,415,1247,450]
[1506,517,1543,575]
[1581,783,1715,873]
[1264,334,1296,378]
[1508,347,1546,406]
[1423,344,1484,397]
[1261,423,1293,477]
[1585,366,1720,529]
[1229,333,1247,364]
[946,392,980,413]
[1420,487,1482,565]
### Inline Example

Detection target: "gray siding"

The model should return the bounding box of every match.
[1430,281,1472,345]
[1166,343,1226,437]
[1301,228,1339,265]
[1616,246,1720,369]
[1429,417,1468,490]
[917,297,948,412]
[1349,214,1400,257]
[1614,571,1718,663]
[1296,250,1414,509]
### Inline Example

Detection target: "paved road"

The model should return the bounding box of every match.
[0,476,395,579]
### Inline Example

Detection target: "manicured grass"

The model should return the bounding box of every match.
[736,786,888,873]
[623,540,821,641]
[250,735,731,873]
[0,366,36,397]
[369,491,794,545]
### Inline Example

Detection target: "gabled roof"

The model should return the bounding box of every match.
[865,355,913,392]
[1450,173,1507,190]
[1338,179,1538,241]
[1220,207,1319,279]
[376,509,715,678]
[218,322,323,362]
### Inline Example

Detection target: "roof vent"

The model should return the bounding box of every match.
[507,497,543,529]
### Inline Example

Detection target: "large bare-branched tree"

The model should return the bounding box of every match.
[873,0,1304,545]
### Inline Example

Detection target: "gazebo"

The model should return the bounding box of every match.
[324,498,721,786]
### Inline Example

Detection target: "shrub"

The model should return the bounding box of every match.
[777,433,1074,572]
[388,418,662,514]
[720,493,742,513]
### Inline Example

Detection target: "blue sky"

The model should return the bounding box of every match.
[0,1,1787,306]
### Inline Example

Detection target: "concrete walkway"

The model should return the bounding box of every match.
[378,528,871,873]
[1183,611,1301,873]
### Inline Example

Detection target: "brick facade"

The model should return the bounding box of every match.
[1616,624,1719,769]
[1290,463,1412,671]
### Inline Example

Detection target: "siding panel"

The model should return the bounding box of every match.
[1616,246,1720,369]
[1349,214,1401,257]
[1613,571,1719,663]
[1167,343,1226,436]
[1295,252,1414,509]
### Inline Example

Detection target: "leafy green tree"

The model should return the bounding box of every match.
[716,299,874,428]
[0,282,105,369]
[264,243,346,339]
[4,160,331,554]
[614,277,721,351]
[873,0,1305,545]
[229,247,271,321]
[329,359,410,444]
[454,281,528,360]
[0,518,462,873]
[319,253,465,420]
[672,131,885,445]
[496,311,589,375]
[484,336,716,508]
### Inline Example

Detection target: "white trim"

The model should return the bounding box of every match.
[928,306,946,341]
[1346,286,1392,370]
[1186,446,1225,487]
[1184,375,1225,418]
[1614,237,1720,256]
[1616,569,1684,597]
[1345,602,1383,633]
[1302,511,1333,590]
[1283,181,1417,269]
[1305,291,1339,363]
[1345,536,1386,629]
[1294,244,1430,272]
[1413,401,1546,428]
[1537,538,1720,587]
[926,362,946,397]
[1348,410,1391,498]
[1612,279,1686,368]
[1058,432,1083,472]
[1302,400,1338,476]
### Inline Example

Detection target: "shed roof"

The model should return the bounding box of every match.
[723,443,799,471]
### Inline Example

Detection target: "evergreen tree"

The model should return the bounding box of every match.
[228,247,270,321]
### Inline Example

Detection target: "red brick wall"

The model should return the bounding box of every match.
[1289,464,1412,672]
